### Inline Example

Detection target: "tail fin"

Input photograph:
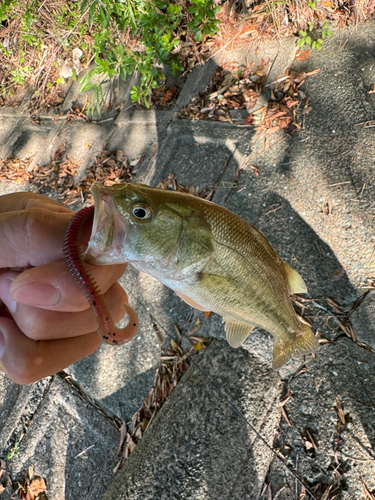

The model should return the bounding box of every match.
[272,324,319,370]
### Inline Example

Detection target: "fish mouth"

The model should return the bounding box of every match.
[84,183,129,265]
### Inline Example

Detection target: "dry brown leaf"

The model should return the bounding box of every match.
[335,396,346,426]
[363,483,375,500]
[26,477,47,500]
[243,114,254,125]
[265,125,280,135]
[295,49,311,61]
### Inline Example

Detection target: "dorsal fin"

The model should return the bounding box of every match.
[224,320,255,348]
[283,263,307,294]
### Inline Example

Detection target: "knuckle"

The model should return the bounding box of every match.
[23,209,47,242]
[6,359,40,385]
[17,310,50,341]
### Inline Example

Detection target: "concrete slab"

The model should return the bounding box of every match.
[0,375,52,458]
[138,118,255,188]
[102,340,282,500]
[350,290,375,350]
[109,109,175,166]
[265,338,375,500]
[0,18,374,500]
[66,290,161,419]
[0,89,35,159]
[4,376,120,500]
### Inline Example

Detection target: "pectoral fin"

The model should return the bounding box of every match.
[175,291,210,312]
[224,320,255,348]
[283,263,307,294]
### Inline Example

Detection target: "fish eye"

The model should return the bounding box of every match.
[131,203,153,220]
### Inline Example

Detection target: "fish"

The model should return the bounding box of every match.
[85,182,319,369]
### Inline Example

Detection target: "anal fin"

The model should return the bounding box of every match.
[224,320,255,348]
[283,263,307,294]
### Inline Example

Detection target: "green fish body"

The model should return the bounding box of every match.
[85,182,319,369]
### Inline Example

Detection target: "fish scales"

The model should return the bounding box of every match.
[85,183,319,369]
[184,203,302,337]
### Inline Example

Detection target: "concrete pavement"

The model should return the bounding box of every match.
[0,20,375,499]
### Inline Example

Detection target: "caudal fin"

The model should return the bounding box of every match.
[272,324,319,370]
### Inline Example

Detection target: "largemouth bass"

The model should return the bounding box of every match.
[85,182,319,369]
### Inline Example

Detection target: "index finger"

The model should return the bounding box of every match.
[0,192,73,214]
[0,208,73,267]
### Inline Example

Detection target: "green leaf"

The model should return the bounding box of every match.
[298,39,305,47]
[80,0,89,15]
[327,30,333,36]
[81,83,98,91]
[99,5,108,27]
[300,30,307,37]
[194,30,203,41]
[89,0,98,24]
[80,68,97,89]
[0,41,10,56]
[306,36,312,45]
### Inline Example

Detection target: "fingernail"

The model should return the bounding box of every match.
[11,283,61,307]
[0,330,4,359]
[0,278,17,314]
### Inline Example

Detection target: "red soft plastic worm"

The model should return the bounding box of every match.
[63,205,138,346]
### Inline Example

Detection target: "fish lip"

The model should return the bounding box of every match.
[84,183,129,265]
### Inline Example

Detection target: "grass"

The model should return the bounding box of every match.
[0,0,374,114]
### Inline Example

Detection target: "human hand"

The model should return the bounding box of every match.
[0,192,129,384]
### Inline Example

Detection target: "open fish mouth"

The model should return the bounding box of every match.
[84,183,129,265]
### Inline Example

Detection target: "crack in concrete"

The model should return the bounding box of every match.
[1,376,54,461]
[57,371,122,430]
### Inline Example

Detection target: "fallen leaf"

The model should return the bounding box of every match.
[295,49,311,61]
[243,114,254,125]
[26,477,47,500]
[331,267,345,282]
[335,396,346,426]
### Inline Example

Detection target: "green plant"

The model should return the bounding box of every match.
[78,0,221,112]
[7,439,19,460]
[0,0,14,55]
[321,21,333,39]
[187,0,221,41]
[308,0,316,10]
[10,65,33,86]
[0,0,13,22]
[0,0,222,113]
[299,21,332,50]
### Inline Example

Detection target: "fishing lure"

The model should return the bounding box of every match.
[63,206,138,345]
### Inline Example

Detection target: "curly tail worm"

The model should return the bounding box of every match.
[63,205,138,346]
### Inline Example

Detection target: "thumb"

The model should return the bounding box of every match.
[0,208,73,268]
